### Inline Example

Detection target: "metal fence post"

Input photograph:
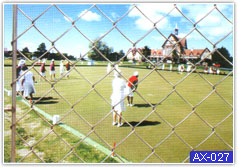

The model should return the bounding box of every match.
[11,4,17,163]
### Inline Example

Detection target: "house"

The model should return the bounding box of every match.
[149,24,212,62]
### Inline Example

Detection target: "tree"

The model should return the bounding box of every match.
[37,43,47,53]
[141,46,151,62]
[118,50,125,60]
[34,43,48,58]
[22,47,30,54]
[212,47,232,68]
[88,40,113,61]
[22,47,32,59]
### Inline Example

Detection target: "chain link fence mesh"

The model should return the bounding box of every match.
[5,3,233,163]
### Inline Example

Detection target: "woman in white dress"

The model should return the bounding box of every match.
[111,70,126,127]
[16,59,25,95]
[59,60,64,76]
[21,65,36,103]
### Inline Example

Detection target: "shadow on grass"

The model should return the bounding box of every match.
[123,120,161,127]
[32,96,59,104]
[35,101,58,104]
[133,103,157,107]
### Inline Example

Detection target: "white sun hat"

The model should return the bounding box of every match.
[133,71,139,76]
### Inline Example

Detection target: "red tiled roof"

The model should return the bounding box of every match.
[184,49,206,56]
[151,49,163,55]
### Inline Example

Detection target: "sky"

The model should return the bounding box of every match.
[4,3,233,58]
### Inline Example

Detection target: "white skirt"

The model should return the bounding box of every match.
[111,95,125,112]
[50,70,55,75]
[23,82,35,97]
[16,77,24,92]
[126,86,134,97]
[40,72,46,76]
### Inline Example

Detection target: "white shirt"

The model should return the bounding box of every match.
[23,71,34,84]
[111,77,126,101]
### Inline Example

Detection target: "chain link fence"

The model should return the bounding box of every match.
[5,3,233,163]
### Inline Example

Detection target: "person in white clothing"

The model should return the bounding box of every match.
[111,70,126,127]
[59,60,64,76]
[107,63,111,74]
[21,65,36,103]
[16,59,25,95]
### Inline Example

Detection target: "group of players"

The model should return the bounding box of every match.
[15,59,139,126]
[39,59,71,81]
[16,59,71,103]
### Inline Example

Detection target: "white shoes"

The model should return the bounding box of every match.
[127,104,133,107]
[117,123,123,127]
[112,122,117,126]
[127,104,130,106]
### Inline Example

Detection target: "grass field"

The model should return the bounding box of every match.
[4,63,233,163]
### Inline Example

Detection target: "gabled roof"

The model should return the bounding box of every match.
[184,48,210,57]
[200,48,211,55]
[162,34,187,49]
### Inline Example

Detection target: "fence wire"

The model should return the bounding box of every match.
[8,3,233,163]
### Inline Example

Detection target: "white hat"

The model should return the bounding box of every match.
[133,71,139,76]
[114,69,121,77]
[43,59,46,63]
[52,59,54,61]
[18,59,25,67]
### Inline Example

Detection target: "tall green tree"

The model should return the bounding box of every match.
[212,47,232,68]
[22,47,30,54]
[34,43,48,58]
[118,50,125,60]
[141,46,151,62]
[37,43,47,53]
[88,40,113,61]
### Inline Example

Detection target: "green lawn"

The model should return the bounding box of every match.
[4,63,233,163]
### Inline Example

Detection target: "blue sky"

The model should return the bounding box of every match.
[4,3,233,58]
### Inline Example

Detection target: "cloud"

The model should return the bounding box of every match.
[111,12,119,20]
[129,3,233,40]
[128,4,181,31]
[78,10,101,21]
[178,4,233,37]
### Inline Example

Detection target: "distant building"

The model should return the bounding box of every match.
[150,24,212,62]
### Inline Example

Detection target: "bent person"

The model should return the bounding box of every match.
[126,71,139,107]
